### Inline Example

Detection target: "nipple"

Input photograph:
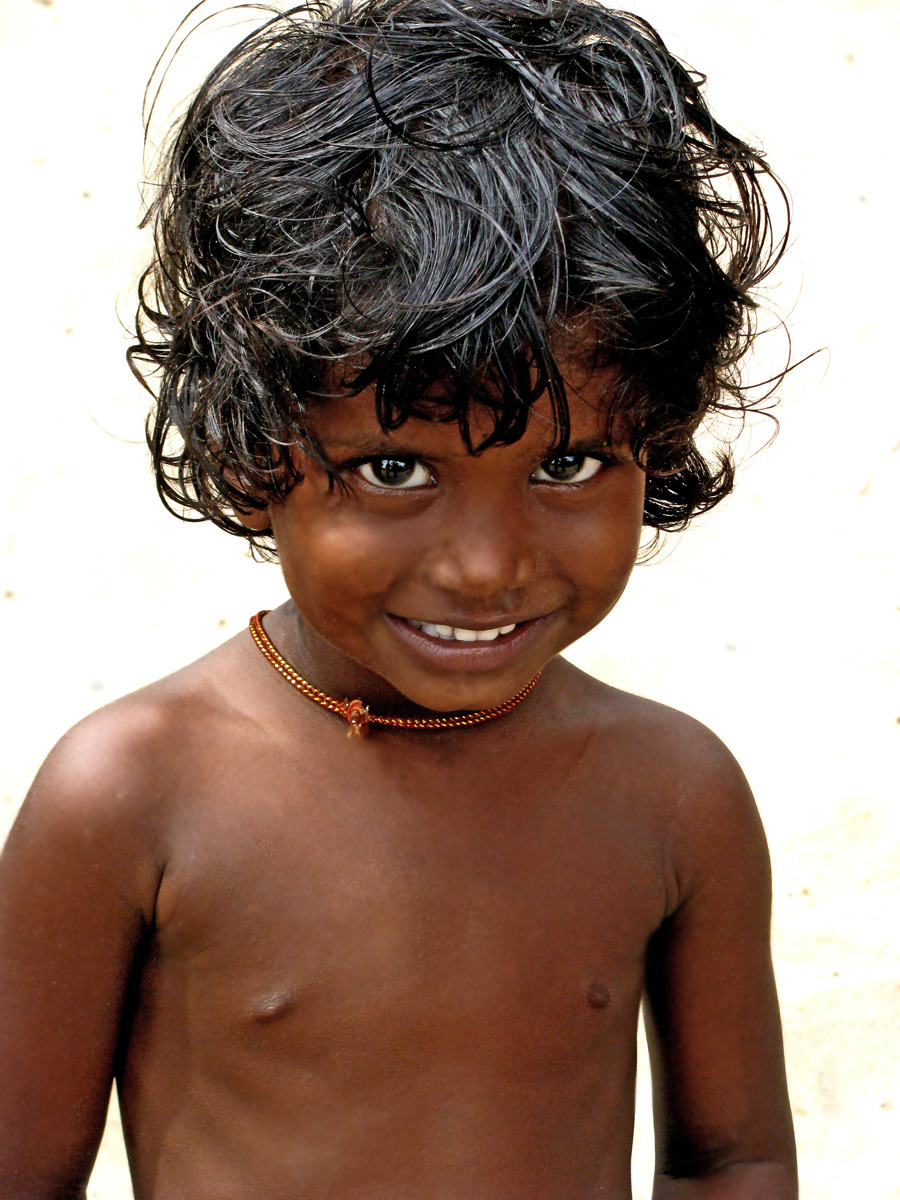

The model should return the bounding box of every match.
[251,991,297,1023]
[586,979,611,1010]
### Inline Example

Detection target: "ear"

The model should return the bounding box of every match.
[230,503,272,532]
[223,467,273,531]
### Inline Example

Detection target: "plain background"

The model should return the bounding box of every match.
[1,1,897,1196]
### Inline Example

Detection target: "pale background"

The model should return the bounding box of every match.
[1,0,897,1196]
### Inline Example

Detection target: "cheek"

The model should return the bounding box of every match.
[274,508,412,617]
[560,474,645,598]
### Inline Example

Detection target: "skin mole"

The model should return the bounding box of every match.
[586,979,612,1010]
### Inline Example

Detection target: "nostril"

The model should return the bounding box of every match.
[427,547,535,599]
[425,522,535,598]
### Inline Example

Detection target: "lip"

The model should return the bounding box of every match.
[385,612,554,672]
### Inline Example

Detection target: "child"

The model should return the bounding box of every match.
[0,0,797,1196]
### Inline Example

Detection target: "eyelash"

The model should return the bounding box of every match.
[531,454,604,484]
[356,458,433,489]
[352,453,606,491]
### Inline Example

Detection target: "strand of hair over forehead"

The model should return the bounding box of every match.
[133,0,789,551]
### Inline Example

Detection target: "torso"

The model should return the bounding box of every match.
[113,632,681,1200]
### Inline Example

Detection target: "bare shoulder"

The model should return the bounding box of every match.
[554,657,750,783]
[551,658,768,907]
[6,629,267,861]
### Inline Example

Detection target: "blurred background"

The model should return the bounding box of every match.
[1,1,897,1196]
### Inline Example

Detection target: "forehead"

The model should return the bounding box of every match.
[306,360,621,453]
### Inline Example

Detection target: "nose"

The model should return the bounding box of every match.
[424,494,536,601]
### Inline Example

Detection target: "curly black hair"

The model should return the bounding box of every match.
[129,0,789,555]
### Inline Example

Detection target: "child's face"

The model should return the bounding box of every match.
[265,366,645,714]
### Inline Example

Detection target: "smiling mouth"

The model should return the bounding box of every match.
[402,618,519,643]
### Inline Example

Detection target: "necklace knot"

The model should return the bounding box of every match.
[343,699,370,737]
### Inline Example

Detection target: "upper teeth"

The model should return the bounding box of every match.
[407,620,517,642]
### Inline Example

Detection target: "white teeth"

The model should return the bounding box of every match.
[420,622,455,640]
[404,618,518,642]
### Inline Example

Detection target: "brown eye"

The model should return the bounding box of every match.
[357,457,432,489]
[533,454,602,484]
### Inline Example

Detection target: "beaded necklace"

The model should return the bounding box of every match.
[249,611,541,737]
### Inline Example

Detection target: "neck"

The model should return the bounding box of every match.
[253,603,549,735]
[261,602,485,720]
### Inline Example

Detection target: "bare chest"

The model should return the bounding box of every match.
[118,735,666,1194]
[141,737,666,1071]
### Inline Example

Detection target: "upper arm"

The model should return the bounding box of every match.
[0,713,163,1198]
[643,727,796,1190]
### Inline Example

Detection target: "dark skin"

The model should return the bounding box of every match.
[0,373,796,1199]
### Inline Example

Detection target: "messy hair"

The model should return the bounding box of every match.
[130,0,789,555]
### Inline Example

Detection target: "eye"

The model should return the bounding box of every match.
[356,457,433,489]
[532,454,603,484]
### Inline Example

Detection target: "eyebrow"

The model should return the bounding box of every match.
[320,433,615,459]
[321,437,404,456]
[556,437,614,455]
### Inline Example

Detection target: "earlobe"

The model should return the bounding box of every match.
[222,466,274,531]
[231,503,272,532]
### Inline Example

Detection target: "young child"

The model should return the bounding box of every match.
[0,0,797,1196]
